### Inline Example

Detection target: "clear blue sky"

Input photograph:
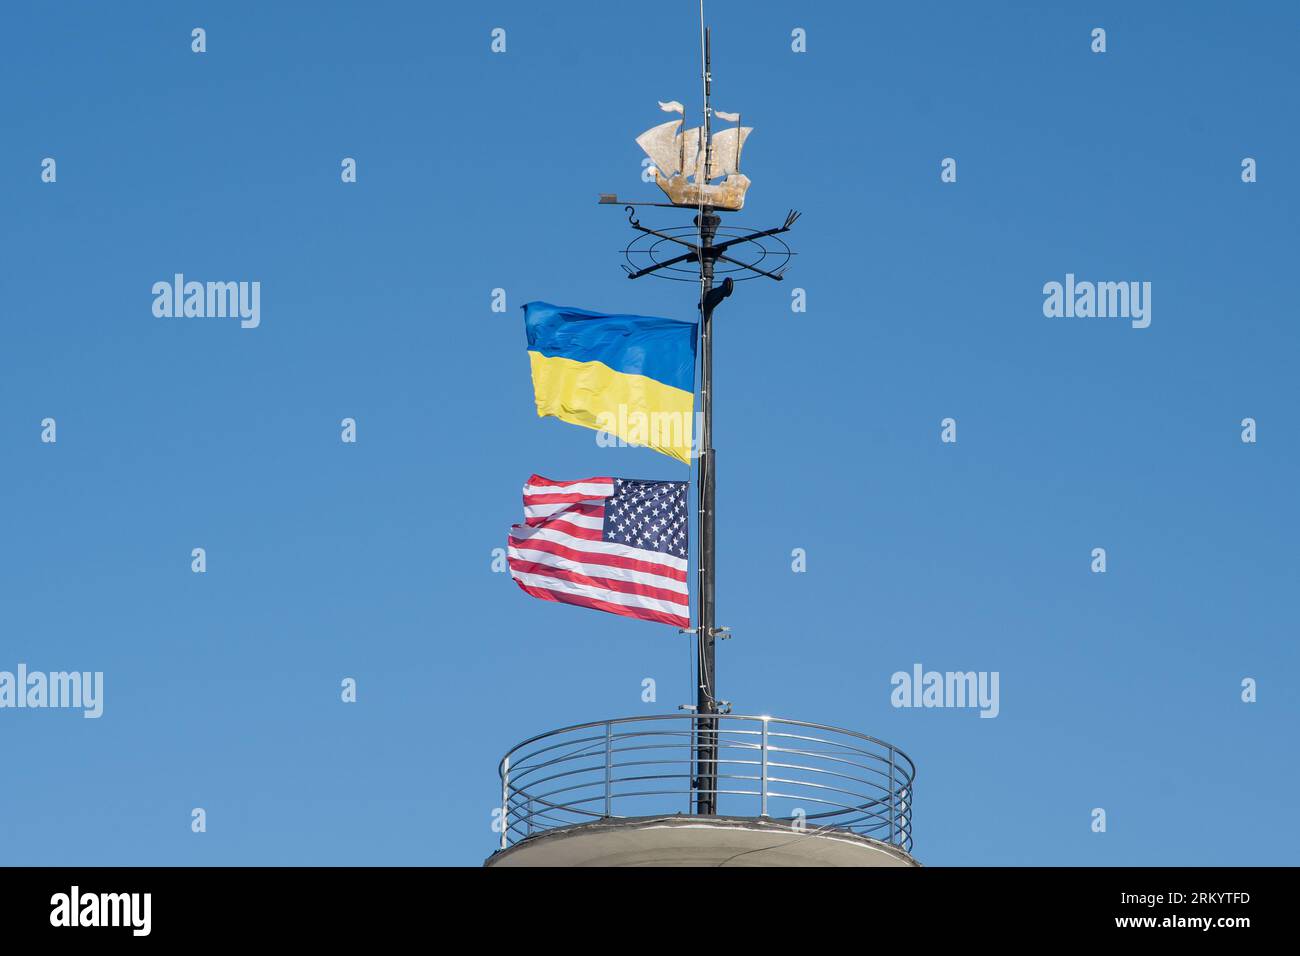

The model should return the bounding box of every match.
[2,1,1296,866]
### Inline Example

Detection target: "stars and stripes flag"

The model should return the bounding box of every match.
[507,475,691,628]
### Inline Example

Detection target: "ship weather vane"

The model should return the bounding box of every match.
[637,99,752,210]
[599,24,800,816]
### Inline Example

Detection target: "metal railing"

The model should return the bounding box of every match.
[496,714,914,853]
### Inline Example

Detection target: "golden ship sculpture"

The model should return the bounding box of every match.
[636,100,753,211]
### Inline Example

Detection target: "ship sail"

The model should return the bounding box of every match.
[636,119,683,176]
[678,127,704,181]
[707,126,752,179]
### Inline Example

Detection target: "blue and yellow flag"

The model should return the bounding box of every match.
[523,302,697,463]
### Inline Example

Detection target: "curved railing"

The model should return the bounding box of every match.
[496,714,915,853]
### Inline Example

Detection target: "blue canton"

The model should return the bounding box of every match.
[601,479,689,559]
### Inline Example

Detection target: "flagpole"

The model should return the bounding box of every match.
[695,202,718,815]
[694,23,719,817]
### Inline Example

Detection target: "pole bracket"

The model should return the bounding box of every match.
[701,276,734,314]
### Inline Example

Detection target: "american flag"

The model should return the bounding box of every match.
[507,475,691,628]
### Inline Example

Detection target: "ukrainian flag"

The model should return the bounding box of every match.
[523,302,697,464]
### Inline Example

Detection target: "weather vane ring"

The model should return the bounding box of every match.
[620,224,793,283]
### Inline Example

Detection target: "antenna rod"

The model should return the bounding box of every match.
[703,27,712,183]
[694,23,719,817]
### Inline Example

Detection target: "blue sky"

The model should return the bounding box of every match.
[1,1,1296,866]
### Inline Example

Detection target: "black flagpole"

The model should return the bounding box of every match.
[695,206,719,815]
[695,26,719,816]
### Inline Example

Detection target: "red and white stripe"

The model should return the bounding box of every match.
[509,475,691,628]
[521,475,615,525]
